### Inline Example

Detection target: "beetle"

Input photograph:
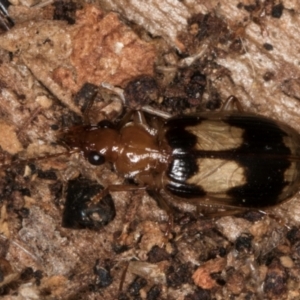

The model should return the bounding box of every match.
[62,98,300,216]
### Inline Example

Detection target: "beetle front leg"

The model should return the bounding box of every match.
[90,184,146,204]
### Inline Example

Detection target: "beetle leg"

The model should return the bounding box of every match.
[197,207,249,218]
[146,189,174,239]
[221,95,244,112]
[117,110,149,130]
[82,92,98,125]
[116,110,135,129]
[261,211,291,230]
[90,184,146,204]
[118,110,161,136]
[0,149,80,171]
[0,1,14,31]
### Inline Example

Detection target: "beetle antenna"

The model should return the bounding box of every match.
[0,149,80,171]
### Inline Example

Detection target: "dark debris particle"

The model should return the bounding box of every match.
[17,93,26,101]
[53,0,80,24]
[118,293,130,300]
[74,82,99,113]
[19,188,30,197]
[166,263,192,287]
[235,233,253,252]
[16,207,30,219]
[205,93,222,111]
[264,258,288,296]
[124,75,158,109]
[176,212,198,227]
[146,284,161,300]
[260,251,277,267]
[127,276,147,297]
[271,3,284,18]
[211,273,226,286]
[37,169,57,180]
[20,267,34,281]
[263,43,273,51]
[162,96,191,112]
[112,243,130,254]
[229,38,245,54]
[50,124,59,131]
[62,176,116,230]
[94,259,113,288]
[244,4,258,12]
[49,181,63,206]
[147,246,170,263]
[60,110,83,127]
[28,163,37,174]
[162,68,207,112]
[0,79,8,89]
[287,227,300,244]
[218,247,227,257]
[0,272,3,284]
[0,168,29,201]
[263,71,275,82]
[281,78,300,100]
[185,71,206,100]
[244,293,256,300]
[226,269,245,295]
[201,246,227,261]
[185,288,212,300]
[240,210,264,222]
[189,13,230,43]
[0,240,9,258]
[237,2,243,9]
[34,270,43,286]
[291,241,300,260]
[0,258,11,283]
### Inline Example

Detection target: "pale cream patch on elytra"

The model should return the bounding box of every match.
[283,161,298,183]
[186,121,244,151]
[283,135,300,155]
[187,158,246,193]
[281,161,300,198]
[280,133,300,199]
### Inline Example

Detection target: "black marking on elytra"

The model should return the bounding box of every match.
[164,113,294,207]
[165,115,204,128]
[165,115,205,152]
[226,115,290,156]
[164,115,219,199]
[166,181,206,198]
[167,156,198,182]
[166,127,197,153]
[165,117,204,198]
[165,127,197,150]
[224,114,291,207]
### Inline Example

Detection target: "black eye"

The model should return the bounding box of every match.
[97,120,114,129]
[87,152,105,165]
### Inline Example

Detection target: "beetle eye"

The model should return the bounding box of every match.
[97,120,114,129]
[87,152,105,165]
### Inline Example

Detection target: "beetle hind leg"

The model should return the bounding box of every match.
[221,95,244,112]
[146,189,174,239]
